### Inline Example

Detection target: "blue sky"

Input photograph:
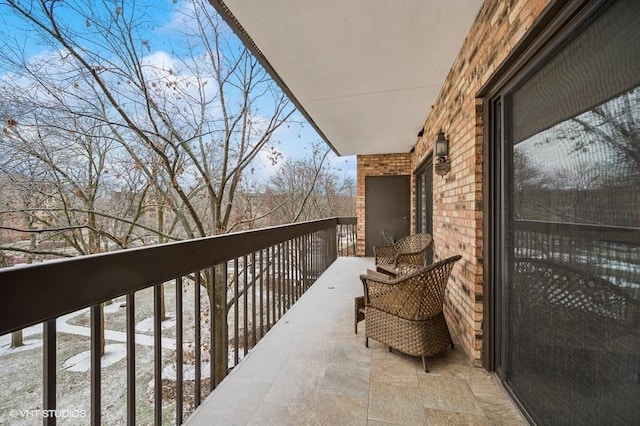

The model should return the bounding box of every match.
[0,0,356,183]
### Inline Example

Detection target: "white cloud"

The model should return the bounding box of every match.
[159,0,201,35]
[251,143,287,180]
[159,0,235,40]
[141,50,177,70]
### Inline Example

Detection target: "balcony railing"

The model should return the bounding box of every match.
[0,217,356,425]
[514,219,640,296]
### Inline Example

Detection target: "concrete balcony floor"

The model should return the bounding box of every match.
[185,257,525,425]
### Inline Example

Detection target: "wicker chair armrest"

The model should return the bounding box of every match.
[395,263,425,276]
[360,271,394,288]
[395,251,427,266]
[359,271,394,304]
[361,266,431,316]
[364,256,461,319]
[364,269,394,281]
[374,245,396,265]
[362,265,426,287]
[368,282,416,317]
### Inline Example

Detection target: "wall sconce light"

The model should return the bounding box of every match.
[434,131,451,176]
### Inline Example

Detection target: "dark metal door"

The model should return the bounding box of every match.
[365,175,410,256]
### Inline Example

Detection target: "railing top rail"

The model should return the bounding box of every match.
[514,219,640,244]
[337,216,357,225]
[0,217,354,335]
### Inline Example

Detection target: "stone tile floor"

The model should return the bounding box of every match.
[185,257,526,425]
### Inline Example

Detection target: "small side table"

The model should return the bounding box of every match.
[355,269,392,334]
[354,296,365,334]
[376,264,399,278]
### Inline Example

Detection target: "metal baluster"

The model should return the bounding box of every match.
[175,277,183,424]
[126,294,136,426]
[243,255,248,357]
[353,223,356,256]
[296,238,301,299]
[91,305,102,426]
[311,233,316,281]
[43,319,56,426]
[233,258,239,367]
[222,263,229,378]
[271,245,277,325]
[291,239,295,304]
[209,266,215,391]
[286,240,291,309]
[266,247,272,331]
[302,235,309,290]
[278,243,284,319]
[294,238,299,301]
[259,250,264,340]
[294,239,298,300]
[351,223,354,256]
[194,272,201,408]
[336,225,339,260]
[309,233,313,283]
[153,285,162,424]
[251,252,257,350]
[315,233,319,277]
[343,223,347,256]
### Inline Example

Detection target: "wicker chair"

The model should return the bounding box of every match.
[354,234,432,335]
[374,233,432,267]
[360,255,461,371]
[512,258,640,388]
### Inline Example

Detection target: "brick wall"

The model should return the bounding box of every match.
[356,153,412,256]
[356,0,550,366]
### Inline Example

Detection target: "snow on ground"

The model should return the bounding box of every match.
[62,344,127,373]
[135,313,177,333]
[0,336,43,356]
[1,279,276,423]
[228,348,246,368]
[0,287,209,424]
[161,362,211,381]
[0,308,177,360]
[104,300,126,314]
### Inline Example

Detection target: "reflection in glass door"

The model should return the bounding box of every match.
[495,1,640,424]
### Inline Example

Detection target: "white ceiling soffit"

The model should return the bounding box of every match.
[211,0,482,156]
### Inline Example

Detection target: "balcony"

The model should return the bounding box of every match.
[0,217,523,425]
[185,256,524,425]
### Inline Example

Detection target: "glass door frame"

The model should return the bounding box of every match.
[480,0,607,422]
[415,155,434,264]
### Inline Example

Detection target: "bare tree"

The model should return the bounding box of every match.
[1,0,300,383]
[571,88,640,172]
[512,87,640,226]
[261,144,355,224]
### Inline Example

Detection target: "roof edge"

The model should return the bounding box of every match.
[208,0,341,156]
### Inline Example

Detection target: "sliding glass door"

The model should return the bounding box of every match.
[493,1,640,423]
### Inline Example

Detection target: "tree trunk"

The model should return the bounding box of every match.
[11,330,24,348]
[159,283,167,321]
[9,216,36,348]
[209,265,229,387]
[87,211,106,356]
[157,197,167,321]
